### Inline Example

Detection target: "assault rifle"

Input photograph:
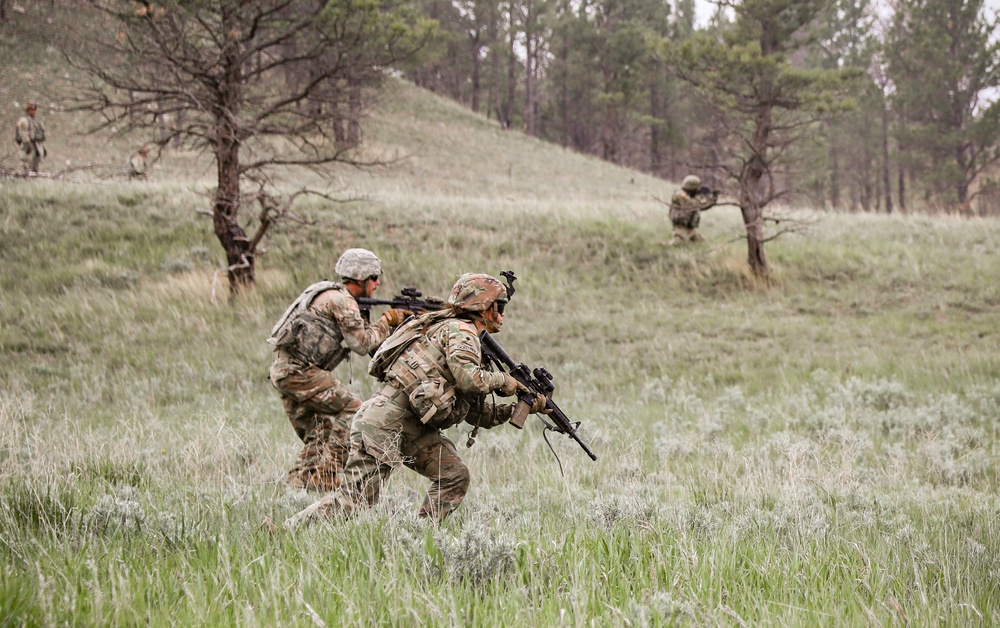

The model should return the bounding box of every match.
[479,330,597,463]
[356,287,445,320]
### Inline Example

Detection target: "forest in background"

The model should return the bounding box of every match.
[2,0,999,218]
[400,0,1000,215]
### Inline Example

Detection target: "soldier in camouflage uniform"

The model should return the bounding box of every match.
[267,248,412,491]
[15,102,46,174]
[284,273,548,529]
[669,175,718,244]
[127,145,150,179]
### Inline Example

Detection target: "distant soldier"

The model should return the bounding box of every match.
[127,145,150,179]
[15,102,46,174]
[267,248,412,491]
[669,175,718,244]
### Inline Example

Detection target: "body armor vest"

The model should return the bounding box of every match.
[267,282,350,370]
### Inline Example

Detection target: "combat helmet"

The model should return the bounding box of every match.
[447,273,508,312]
[334,248,382,281]
[682,175,701,192]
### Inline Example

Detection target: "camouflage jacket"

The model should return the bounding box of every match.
[375,311,511,428]
[15,115,45,147]
[267,281,392,372]
[128,154,147,177]
[669,189,716,229]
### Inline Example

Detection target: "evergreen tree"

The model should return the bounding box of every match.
[669,0,858,276]
[886,0,1000,211]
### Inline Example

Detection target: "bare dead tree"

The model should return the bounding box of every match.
[64,0,430,296]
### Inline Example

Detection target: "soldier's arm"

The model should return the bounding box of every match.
[463,401,513,428]
[16,118,29,145]
[445,323,508,394]
[316,289,392,355]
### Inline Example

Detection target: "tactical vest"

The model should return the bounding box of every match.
[369,311,470,426]
[266,281,350,370]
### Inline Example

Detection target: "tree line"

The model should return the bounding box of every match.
[400,0,1000,217]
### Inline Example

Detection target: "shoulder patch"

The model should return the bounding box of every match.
[457,321,478,334]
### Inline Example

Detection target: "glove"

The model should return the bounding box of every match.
[379,308,413,327]
[498,373,522,396]
[529,393,552,415]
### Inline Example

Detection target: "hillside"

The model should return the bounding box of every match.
[1,3,671,205]
[2,4,1000,626]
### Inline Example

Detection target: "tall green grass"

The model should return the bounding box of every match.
[2,174,998,625]
[2,23,1000,621]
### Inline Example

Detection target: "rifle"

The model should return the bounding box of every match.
[478,330,597,463]
[356,287,445,320]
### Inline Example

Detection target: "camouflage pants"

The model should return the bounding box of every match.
[340,386,471,523]
[669,225,704,244]
[20,144,42,174]
[670,207,701,230]
[270,361,361,492]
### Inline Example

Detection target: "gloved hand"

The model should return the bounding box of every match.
[379,308,413,327]
[529,393,552,415]
[498,372,522,396]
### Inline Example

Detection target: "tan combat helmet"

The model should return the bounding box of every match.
[334,248,382,281]
[447,273,508,312]
[682,175,701,192]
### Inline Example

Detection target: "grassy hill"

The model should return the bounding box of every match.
[2,5,1000,625]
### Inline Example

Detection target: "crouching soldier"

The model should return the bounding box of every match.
[669,174,718,244]
[284,273,548,528]
[267,248,411,491]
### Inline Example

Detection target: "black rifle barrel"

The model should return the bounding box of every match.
[479,331,597,461]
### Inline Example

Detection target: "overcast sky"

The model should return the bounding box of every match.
[692,0,1000,28]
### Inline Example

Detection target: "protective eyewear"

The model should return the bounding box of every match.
[495,300,506,315]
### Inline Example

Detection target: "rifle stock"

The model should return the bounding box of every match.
[479,331,597,461]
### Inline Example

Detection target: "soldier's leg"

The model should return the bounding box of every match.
[690,230,705,241]
[282,400,338,491]
[20,147,33,174]
[284,394,409,530]
[670,224,694,244]
[404,432,470,523]
[340,391,411,508]
[275,367,360,491]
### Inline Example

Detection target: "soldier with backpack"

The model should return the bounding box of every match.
[284,273,549,529]
[267,248,412,491]
[15,102,46,174]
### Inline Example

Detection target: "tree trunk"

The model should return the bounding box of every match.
[880,97,893,213]
[214,139,254,296]
[524,0,536,136]
[897,153,906,212]
[487,4,499,123]
[649,75,661,175]
[470,30,481,114]
[559,27,569,147]
[348,77,362,147]
[828,122,840,210]
[215,10,253,296]
[742,93,771,275]
[505,2,517,129]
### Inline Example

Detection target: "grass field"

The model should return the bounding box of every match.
[3,9,1000,624]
